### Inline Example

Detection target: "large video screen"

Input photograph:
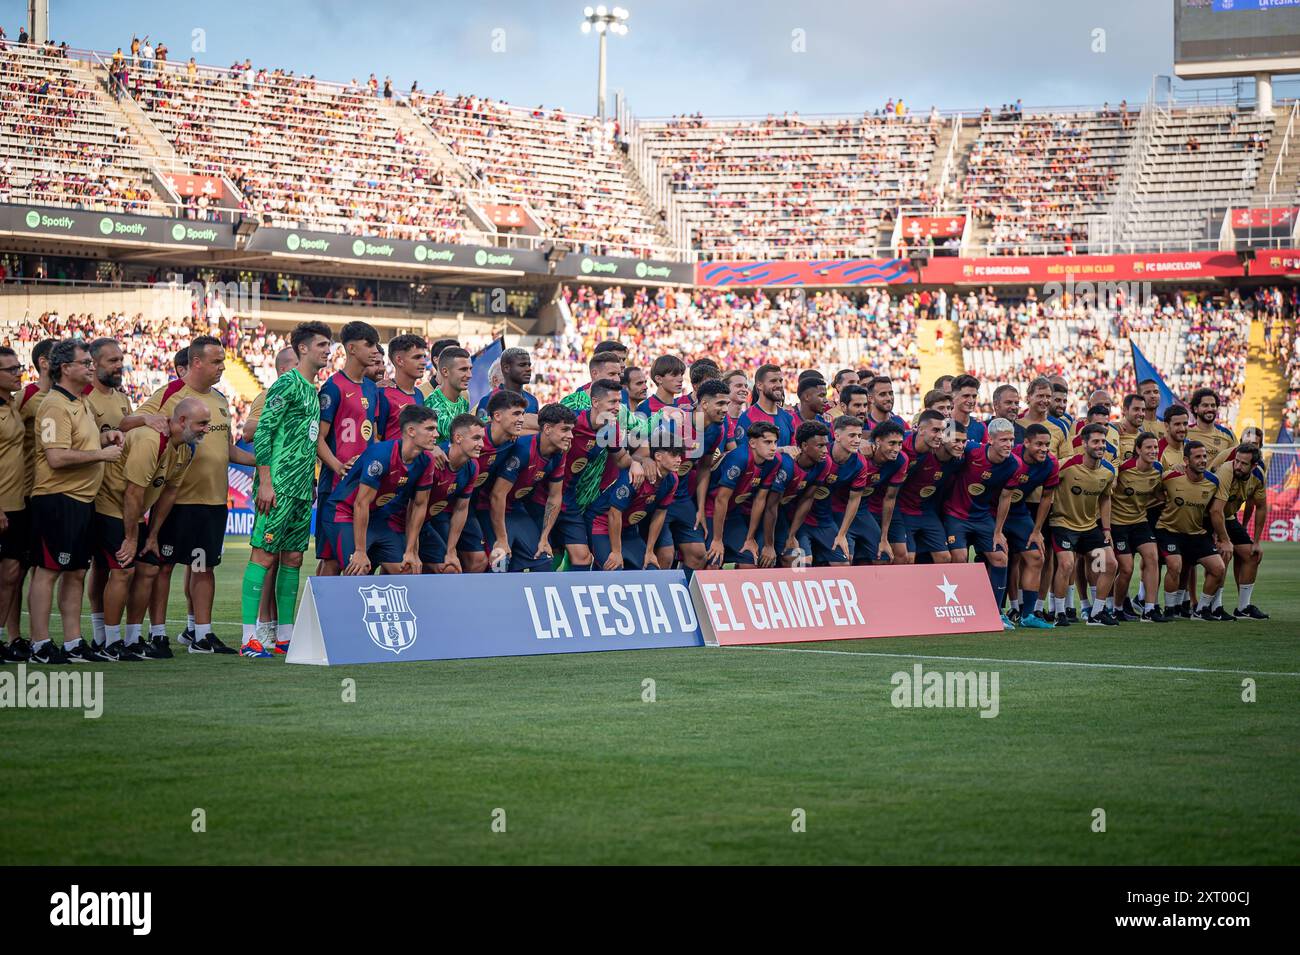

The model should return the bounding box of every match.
[1176,0,1300,67]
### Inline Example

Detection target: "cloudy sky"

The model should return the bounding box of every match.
[13,0,1285,117]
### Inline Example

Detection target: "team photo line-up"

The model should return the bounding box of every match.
[0,316,1270,664]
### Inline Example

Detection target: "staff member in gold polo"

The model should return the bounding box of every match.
[28,339,123,665]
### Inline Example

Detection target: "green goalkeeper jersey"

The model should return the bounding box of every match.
[253,368,320,500]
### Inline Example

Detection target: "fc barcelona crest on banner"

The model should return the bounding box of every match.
[359,585,418,655]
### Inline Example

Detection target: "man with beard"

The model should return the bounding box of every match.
[83,338,168,655]
[739,364,796,447]
[864,375,907,430]
[1186,388,1236,462]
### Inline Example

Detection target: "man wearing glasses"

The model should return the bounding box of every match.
[28,340,124,664]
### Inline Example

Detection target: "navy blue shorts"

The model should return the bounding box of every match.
[902,509,947,555]
[419,515,453,565]
[848,507,882,564]
[1004,511,1040,554]
[491,508,554,572]
[795,522,850,565]
[456,509,491,554]
[705,511,761,565]
[553,506,591,548]
[334,520,407,568]
[591,530,648,569]
[665,497,705,546]
[315,494,337,560]
[944,513,999,554]
[870,507,907,547]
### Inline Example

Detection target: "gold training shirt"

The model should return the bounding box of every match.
[1111,460,1164,525]
[247,389,267,433]
[0,395,25,512]
[1157,437,1184,473]
[1187,422,1236,462]
[19,384,48,498]
[84,385,132,433]
[137,381,231,506]
[94,428,194,519]
[1213,460,1266,517]
[1049,455,1115,532]
[33,385,104,503]
[1156,469,1221,536]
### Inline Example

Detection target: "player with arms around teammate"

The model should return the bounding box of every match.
[1047,423,1119,628]
[1110,432,1168,623]
[242,322,333,658]
[415,413,484,574]
[1003,423,1060,629]
[1156,441,1234,623]
[489,403,576,572]
[330,404,441,582]
[92,398,208,660]
[1213,442,1269,620]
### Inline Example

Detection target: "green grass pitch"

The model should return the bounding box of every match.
[2,540,1297,865]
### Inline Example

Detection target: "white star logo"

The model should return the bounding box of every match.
[937,576,960,604]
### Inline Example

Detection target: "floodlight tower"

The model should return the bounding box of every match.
[580,5,630,122]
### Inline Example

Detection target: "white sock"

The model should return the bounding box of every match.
[1089,585,1098,605]
[104,624,121,644]
[91,612,106,646]
[277,623,293,645]
[1052,595,1065,614]
[195,622,212,640]
[1238,583,1254,611]
[32,638,49,651]
[64,637,82,649]
[243,623,256,644]
[1212,590,1223,611]
[150,623,166,638]
[1105,596,1114,612]
[1144,602,1155,613]
[1068,585,1077,608]
[125,624,142,645]
[187,614,196,633]
[1136,581,1146,603]
[1197,593,1212,611]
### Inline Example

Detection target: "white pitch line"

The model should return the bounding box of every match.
[725,644,1300,677]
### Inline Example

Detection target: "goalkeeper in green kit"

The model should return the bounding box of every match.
[240,321,334,658]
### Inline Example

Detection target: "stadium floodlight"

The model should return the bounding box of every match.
[580,4,630,122]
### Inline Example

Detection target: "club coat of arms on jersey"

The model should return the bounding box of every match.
[360,585,418,655]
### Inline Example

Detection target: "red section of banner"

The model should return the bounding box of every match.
[1246,249,1300,276]
[918,251,1243,285]
[901,215,965,239]
[1232,207,1297,229]
[482,203,531,229]
[689,564,1003,647]
[165,173,222,199]
[694,258,913,287]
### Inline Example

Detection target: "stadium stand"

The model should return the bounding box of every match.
[637,111,944,259]
[132,59,468,242]
[957,287,1253,419]
[959,108,1134,255]
[0,42,159,214]
[408,91,668,257]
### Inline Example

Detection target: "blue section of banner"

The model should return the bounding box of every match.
[1130,341,1179,417]
[298,570,704,664]
[1213,0,1300,11]
[469,337,504,409]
